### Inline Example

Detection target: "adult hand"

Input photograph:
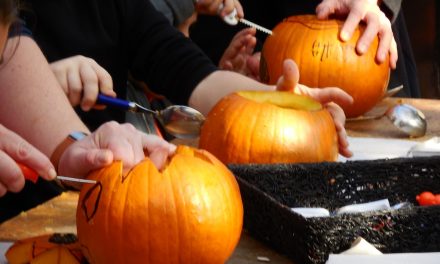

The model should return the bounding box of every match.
[0,125,56,197]
[50,55,116,111]
[219,28,260,80]
[276,59,354,158]
[58,122,176,184]
[316,0,397,69]
[195,0,244,18]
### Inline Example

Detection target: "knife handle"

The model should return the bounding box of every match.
[17,162,39,183]
[97,94,132,111]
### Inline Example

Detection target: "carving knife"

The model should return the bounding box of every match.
[17,162,97,184]
[220,5,273,35]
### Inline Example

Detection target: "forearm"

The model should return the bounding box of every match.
[189,70,274,115]
[0,36,89,157]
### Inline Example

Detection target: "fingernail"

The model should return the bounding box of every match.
[48,168,57,180]
[340,31,349,41]
[97,151,111,164]
[357,44,366,54]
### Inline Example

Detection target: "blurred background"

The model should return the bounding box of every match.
[404,1,439,98]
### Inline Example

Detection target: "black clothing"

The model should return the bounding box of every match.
[1,0,218,223]
[19,0,217,131]
[190,0,419,98]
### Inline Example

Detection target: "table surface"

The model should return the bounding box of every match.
[1,97,439,264]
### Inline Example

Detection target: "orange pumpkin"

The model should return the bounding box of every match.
[260,15,390,118]
[5,233,84,264]
[199,91,338,164]
[76,145,243,264]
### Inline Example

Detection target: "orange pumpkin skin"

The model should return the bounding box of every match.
[5,233,84,264]
[199,91,338,164]
[76,145,243,264]
[260,15,390,118]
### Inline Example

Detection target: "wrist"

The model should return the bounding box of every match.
[50,131,88,172]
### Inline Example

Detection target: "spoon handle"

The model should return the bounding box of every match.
[97,94,134,111]
[96,94,142,112]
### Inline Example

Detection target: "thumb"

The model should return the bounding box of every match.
[276,59,299,92]
[59,148,113,177]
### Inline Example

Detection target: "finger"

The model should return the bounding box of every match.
[246,53,261,80]
[307,86,354,106]
[315,0,334,19]
[389,38,398,69]
[142,133,176,158]
[326,104,353,158]
[234,0,244,18]
[0,182,7,197]
[220,0,235,17]
[276,59,299,91]
[79,63,100,111]
[66,68,83,107]
[340,7,364,42]
[220,61,234,71]
[90,60,115,97]
[0,151,25,193]
[63,144,114,174]
[356,12,379,55]
[0,125,56,180]
[148,147,171,171]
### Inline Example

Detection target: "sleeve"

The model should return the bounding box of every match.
[380,0,403,23]
[123,0,217,105]
[9,19,33,38]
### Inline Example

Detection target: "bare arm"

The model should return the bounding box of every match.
[0,36,90,158]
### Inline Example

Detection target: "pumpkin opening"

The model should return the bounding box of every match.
[237,90,322,111]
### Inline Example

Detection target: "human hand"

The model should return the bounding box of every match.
[58,122,176,185]
[0,125,56,197]
[316,0,397,69]
[219,28,260,80]
[195,0,244,18]
[50,55,116,111]
[276,59,354,157]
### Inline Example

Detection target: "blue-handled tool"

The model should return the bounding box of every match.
[96,94,205,139]
[97,94,155,114]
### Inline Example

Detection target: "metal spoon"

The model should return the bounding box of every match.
[97,94,205,139]
[348,103,427,137]
[385,103,427,137]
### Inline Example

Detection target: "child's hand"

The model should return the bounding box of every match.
[50,55,116,111]
[276,59,354,158]
[219,27,260,80]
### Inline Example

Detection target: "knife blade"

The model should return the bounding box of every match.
[17,162,97,184]
[220,5,273,35]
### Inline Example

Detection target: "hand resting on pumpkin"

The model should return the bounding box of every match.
[57,122,176,188]
[277,59,354,158]
[0,124,56,197]
[50,55,116,112]
[316,0,397,69]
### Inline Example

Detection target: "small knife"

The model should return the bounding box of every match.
[17,162,97,184]
[220,6,273,35]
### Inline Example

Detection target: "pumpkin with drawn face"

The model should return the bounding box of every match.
[76,145,243,264]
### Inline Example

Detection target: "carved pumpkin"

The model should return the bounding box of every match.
[5,233,84,264]
[260,15,390,118]
[76,145,243,264]
[199,91,338,164]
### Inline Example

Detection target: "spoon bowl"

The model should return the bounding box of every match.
[96,94,205,139]
[157,105,205,139]
[385,103,427,137]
